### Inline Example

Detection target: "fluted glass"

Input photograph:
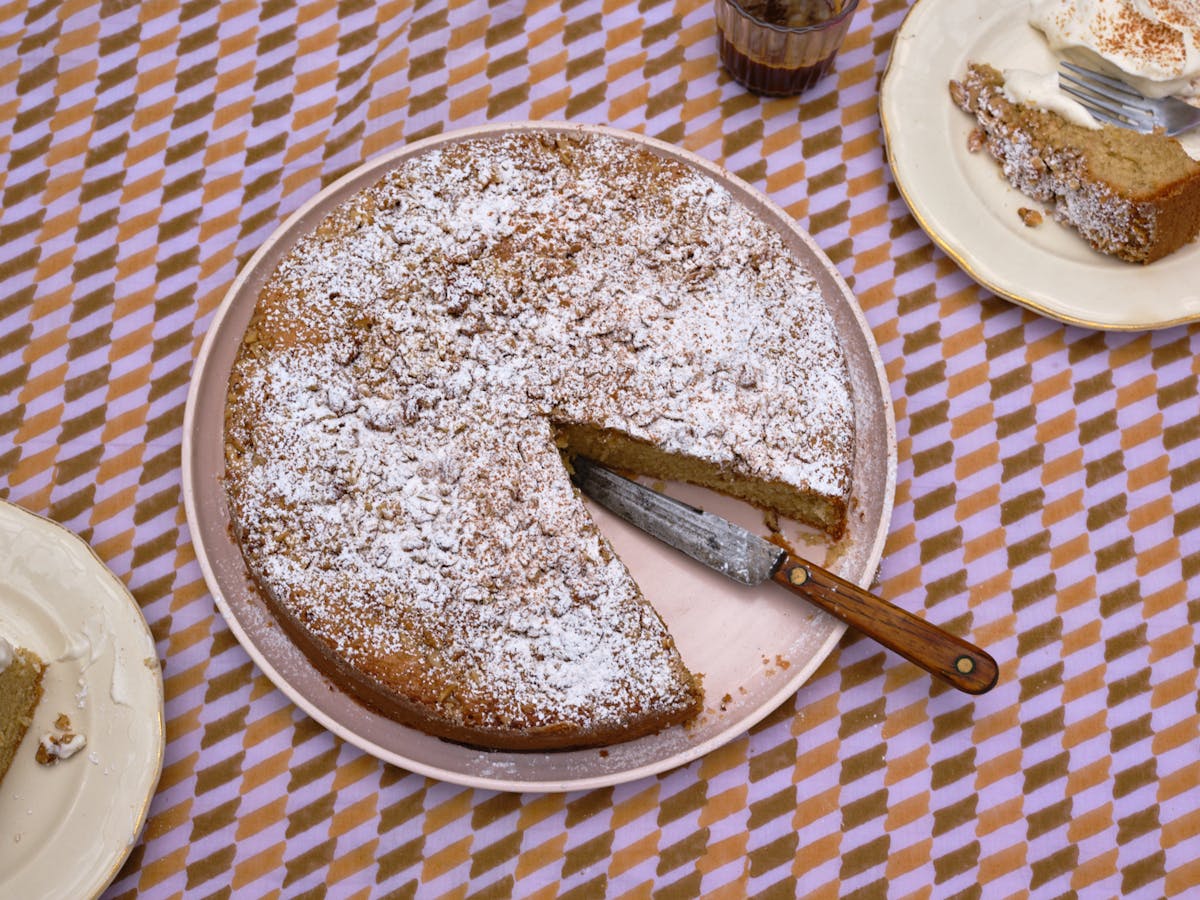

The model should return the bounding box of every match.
[714,0,860,96]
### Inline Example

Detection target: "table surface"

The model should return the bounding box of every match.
[3,0,1198,897]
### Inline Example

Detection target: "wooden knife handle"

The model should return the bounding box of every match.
[772,554,998,695]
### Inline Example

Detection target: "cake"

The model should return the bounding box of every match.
[0,636,45,786]
[950,63,1200,263]
[223,129,856,750]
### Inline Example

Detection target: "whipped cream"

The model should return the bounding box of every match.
[59,612,106,666]
[0,636,12,673]
[1004,68,1104,127]
[1030,0,1200,101]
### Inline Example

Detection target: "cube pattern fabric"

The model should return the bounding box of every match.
[1,0,1198,897]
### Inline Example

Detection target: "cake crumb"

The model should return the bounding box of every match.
[719,692,733,711]
[1017,207,1043,228]
[35,714,87,767]
[967,127,986,153]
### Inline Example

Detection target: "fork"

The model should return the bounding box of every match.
[1058,61,1200,136]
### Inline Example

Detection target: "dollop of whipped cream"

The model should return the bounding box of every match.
[0,636,12,673]
[1003,68,1103,127]
[1030,0,1200,101]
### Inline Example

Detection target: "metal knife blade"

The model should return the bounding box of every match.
[569,455,785,585]
[569,455,999,694]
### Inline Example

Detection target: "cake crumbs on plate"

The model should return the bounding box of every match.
[36,713,87,766]
[1018,207,1043,227]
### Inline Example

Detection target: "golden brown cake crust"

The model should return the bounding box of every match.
[951,62,1200,264]
[223,131,856,750]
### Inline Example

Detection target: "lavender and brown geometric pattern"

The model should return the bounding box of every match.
[2,0,1197,897]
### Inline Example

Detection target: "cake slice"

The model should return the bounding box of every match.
[950,62,1200,263]
[0,637,45,787]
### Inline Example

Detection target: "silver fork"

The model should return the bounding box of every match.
[1058,61,1200,136]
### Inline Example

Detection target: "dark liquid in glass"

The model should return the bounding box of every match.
[717,29,835,96]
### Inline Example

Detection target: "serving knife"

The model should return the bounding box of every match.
[570,456,998,695]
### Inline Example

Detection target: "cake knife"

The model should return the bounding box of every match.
[570,456,998,695]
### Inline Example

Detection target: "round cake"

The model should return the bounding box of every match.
[223,128,855,750]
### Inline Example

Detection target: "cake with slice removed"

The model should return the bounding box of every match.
[223,129,857,750]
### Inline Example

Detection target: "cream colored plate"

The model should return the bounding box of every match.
[183,122,896,792]
[0,501,164,900]
[881,0,1200,331]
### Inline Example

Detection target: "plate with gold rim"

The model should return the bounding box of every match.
[0,500,164,900]
[881,0,1200,331]
[183,121,897,792]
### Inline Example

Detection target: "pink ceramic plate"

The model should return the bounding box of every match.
[182,122,896,792]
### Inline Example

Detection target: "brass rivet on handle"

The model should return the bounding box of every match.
[788,566,809,586]
[955,656,975,675]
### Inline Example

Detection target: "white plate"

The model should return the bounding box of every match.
[183,122,896,792]
[880,0,1200,331]
[0,501,164,900]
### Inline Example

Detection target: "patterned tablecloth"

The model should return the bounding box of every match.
[3,0,1199,896]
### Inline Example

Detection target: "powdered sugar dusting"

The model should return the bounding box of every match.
[224,131,854,741]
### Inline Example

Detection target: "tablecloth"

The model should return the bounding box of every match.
[2,0,1198,896]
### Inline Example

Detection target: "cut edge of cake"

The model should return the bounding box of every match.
[557,425,848,540]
